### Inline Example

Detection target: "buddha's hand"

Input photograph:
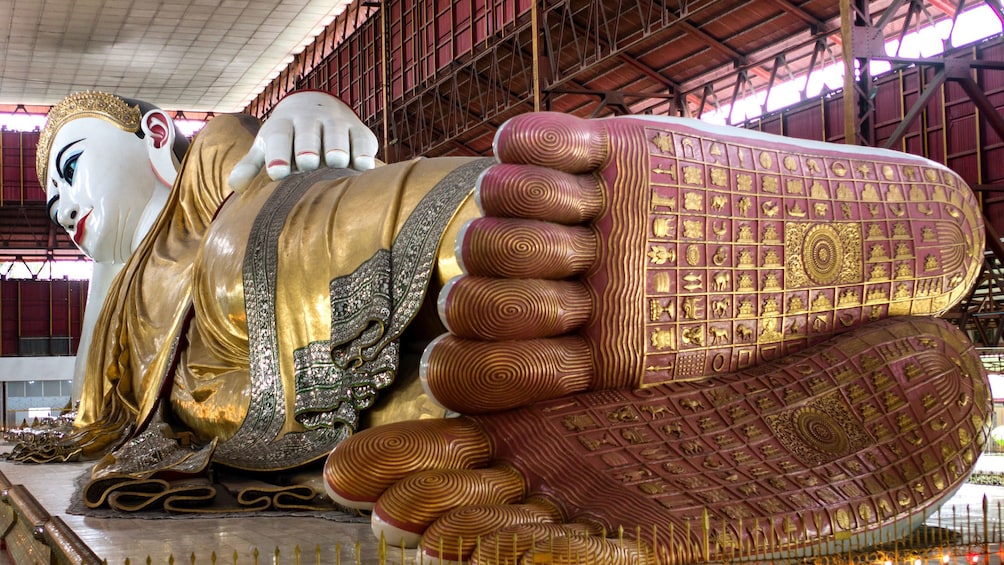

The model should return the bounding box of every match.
[228,91,378,192]
[421,111,983,414]
[326,317,990,564]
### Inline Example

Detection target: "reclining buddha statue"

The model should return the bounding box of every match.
[29,89,989,563]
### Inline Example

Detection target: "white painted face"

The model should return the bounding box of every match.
[45,117,162,263]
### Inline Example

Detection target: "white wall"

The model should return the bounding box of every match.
[0,356,75,381]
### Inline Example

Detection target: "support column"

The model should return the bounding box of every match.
[841,0,875,146]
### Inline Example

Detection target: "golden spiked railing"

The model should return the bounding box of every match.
[2,494,1000,564]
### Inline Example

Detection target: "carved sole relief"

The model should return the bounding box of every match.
[639,119,981,385]
[476,317,990,562]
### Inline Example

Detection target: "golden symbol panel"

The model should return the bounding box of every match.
[640,125,981,386]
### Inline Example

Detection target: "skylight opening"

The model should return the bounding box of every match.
[701,4,1003,126]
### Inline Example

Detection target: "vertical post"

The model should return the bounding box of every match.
[0,283,4,427]
[66,280,71,355]
[0,129,4,207]
[531,0,541,112]
[840,0,873,145]
[898,69,906,151]
[19,131,25,204]
[820,97,827,142]
[48,281,53,355]
[985,495,990,562]
[855,0,872,146]
[701,507,710,563]
[669,520,675,564]
[380,0,391,163]
[840,0,855,144]
[940,67,949,165]
[16,281,21,357]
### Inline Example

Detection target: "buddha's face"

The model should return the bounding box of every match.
[45,117,161,263]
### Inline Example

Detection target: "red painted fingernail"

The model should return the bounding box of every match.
[268,159,289,168]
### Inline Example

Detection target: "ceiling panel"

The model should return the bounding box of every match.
[0,0,352,112]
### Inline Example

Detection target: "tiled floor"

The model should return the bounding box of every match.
[1,456,1004,564]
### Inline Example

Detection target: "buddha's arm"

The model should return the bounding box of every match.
[71,261,123,406]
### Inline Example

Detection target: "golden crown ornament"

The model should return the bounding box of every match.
[37,92,143,188]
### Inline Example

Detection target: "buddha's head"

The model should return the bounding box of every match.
[38,92,190,262]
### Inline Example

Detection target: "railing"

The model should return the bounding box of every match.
[1,440,1003,563]
[87,522,1004,564]
[22,498,1004,564]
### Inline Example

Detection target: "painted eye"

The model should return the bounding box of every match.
[46,195,59,225]
[61,153,79,184]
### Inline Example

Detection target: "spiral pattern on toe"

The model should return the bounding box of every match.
[494,113,609,174]
[323,418,490,506]
[375,466,526,537]
[458,218,596,279]
[422,336,593,413]
[441,277,591,340]
[471,523,651,565]
[476,164,603,223]
[470,523,591,565]
[421,502,564,561]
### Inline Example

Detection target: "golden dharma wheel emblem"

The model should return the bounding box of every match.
[794,406,851,456]
[803,225,844,285]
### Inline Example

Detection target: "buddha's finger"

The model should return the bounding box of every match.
[292,119,321,171]
[261,119,294,180]
[322,418,490,511]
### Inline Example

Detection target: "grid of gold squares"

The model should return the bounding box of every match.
[642,124,971,386]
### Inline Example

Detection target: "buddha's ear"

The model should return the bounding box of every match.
[141,109,180,186]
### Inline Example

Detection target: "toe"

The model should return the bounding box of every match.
[421,335,592,413]
[322,418,490,510]
[470,523,653,565]
[476,163,603,223]
[419,499,564,562]
[493,113,608,174]
[372,465,526,547]
[457,217,596,279]
[440,277,591,340]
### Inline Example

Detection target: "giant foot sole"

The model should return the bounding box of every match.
[422,113,984,413]
[327,317,990,563]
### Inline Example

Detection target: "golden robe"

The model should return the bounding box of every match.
[76,113,488,471]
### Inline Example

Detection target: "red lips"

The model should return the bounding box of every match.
[73,211,90,247]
